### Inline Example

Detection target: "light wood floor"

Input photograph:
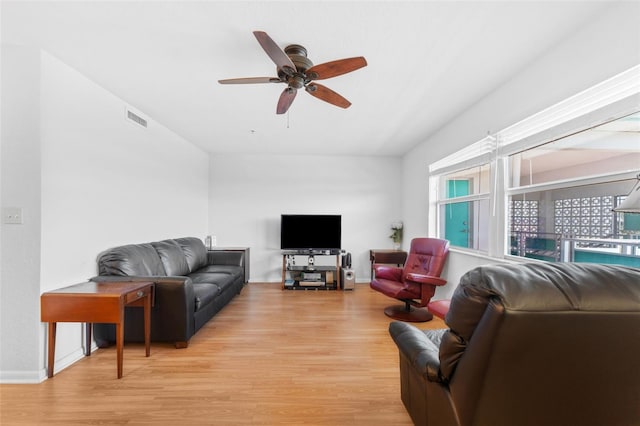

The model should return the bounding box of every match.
[1,283,446,425]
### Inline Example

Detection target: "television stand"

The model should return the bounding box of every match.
[281,252,341,290]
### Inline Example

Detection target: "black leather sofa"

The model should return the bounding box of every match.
[91,237,246,348]
[389,262,640,426]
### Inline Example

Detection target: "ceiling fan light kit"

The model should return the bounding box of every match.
[218,31,367,114]
[613,173,640,214]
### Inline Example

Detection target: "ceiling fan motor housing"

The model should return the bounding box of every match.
[278,44,314,85]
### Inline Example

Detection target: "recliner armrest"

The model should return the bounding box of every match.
[389,321,446,383]
[405,272,447,286]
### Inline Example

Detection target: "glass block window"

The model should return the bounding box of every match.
[554,196,614,238]
[509,200,539,234]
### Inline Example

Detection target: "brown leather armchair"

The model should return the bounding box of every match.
[389,262,640,426]
[370,238,449,322]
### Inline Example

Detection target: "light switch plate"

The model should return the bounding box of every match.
[3,207,23,224]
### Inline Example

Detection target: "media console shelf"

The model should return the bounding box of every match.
[281,251,341,290]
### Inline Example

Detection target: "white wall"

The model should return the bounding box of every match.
[208,154,402,282]
[39,52,209,287]
[1,45,43,383]
[0,47,210,382]
[402,1,640,299]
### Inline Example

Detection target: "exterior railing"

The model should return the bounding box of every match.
[560,235,640,264]
[510,232,640,266]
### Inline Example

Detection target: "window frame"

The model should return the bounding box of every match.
[433,163,493,253]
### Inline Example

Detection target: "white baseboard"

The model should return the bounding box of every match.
[0,346,88,384]
[0,369,46,384]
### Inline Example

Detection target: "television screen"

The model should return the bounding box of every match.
[280,214,341,251]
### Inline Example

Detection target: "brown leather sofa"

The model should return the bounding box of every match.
[389,262,640,426]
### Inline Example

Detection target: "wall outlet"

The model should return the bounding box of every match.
[3,207,24,224]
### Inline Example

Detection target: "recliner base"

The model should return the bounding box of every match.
[384,304,433,322]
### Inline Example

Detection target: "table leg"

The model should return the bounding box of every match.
[85,323,92,356]
[116,322,124,379]
[144,292,151,357]
[47,322,56,378]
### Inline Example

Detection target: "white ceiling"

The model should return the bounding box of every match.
[1,1,612,157]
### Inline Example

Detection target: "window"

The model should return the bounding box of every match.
[429,64,640,267]
[436,164,491,251]
[506,113,640,266]
[507,113,640,189]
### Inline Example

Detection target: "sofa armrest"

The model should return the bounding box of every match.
[207,251,244,267]
[389,321,446,383]
[90,275,195,343]
[91,275,159,283]
[91,275,184,283]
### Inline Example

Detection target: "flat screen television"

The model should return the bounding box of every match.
[280,214,341,252]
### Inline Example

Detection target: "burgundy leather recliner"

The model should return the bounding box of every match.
[371,238,449,322]
[389,262,640,426]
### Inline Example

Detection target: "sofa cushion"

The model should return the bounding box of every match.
[152,240,190,276]
[98,243,166,276]
[174,237,208,272]
[195,264,243,276]
[188,270,232,286]
[192,283,220,312]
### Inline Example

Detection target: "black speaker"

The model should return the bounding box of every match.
[341,268,355,290]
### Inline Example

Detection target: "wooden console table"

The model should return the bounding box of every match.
[369,249,408,279]
[41,281,154,379]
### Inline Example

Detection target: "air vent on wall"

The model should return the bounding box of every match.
[126,109,148,128]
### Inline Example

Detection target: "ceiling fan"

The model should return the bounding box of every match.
[218,31,367,114]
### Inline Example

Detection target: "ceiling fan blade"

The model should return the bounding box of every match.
[305,83,351,109]
[306,57,367,80]
[277,87,297,114]
[218,77,282,85]
[253,31,296,76]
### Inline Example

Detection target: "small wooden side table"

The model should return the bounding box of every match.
[369,249,408,279]
[41,281,154,379]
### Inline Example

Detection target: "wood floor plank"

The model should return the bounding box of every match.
[0,283,447,425]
